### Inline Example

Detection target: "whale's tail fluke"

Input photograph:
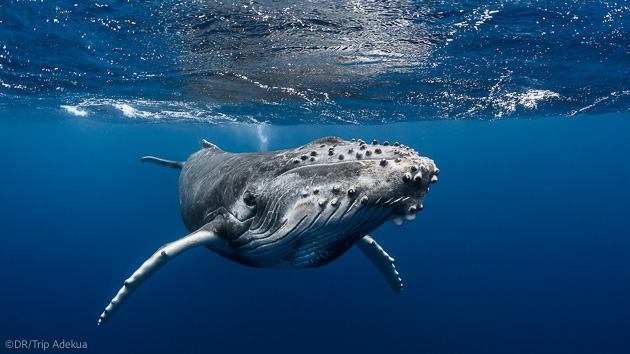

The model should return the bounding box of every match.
[141,156,184,170]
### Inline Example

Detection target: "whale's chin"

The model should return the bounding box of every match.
[388,213,418,226]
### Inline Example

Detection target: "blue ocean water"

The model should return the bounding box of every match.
[1,1,629,354]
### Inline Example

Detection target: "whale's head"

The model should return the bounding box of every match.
[313,137,436,223]
[252,137,439,227]
[240,137,438,256]
[229,137,439,267]
[345,145,439,226]
[310,138,438,226]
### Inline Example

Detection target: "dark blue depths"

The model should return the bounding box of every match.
[1,112,629,353]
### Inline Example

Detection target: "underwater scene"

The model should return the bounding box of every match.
[1,1,629,353]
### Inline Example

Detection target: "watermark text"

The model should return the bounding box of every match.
[5,339,87,351]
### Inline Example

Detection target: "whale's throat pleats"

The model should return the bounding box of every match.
[206,172,393,268]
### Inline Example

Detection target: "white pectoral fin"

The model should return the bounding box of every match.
[98,222,222,325]
[356,235,403,293]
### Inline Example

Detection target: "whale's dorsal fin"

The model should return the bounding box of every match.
[141,156,184,170]
[201,139,223,151]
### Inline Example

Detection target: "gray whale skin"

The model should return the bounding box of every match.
[99,136,439,325]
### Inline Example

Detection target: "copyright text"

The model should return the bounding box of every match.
[5,340,87,351]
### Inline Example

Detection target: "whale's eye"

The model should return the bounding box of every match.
[243,191,257,206]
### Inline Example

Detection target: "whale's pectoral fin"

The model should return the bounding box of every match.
[355,235,403,293]
[141,156,184,170]
[98,219,225,325]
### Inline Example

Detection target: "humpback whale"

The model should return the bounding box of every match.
[98,136,439,325]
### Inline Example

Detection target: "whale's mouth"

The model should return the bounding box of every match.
[388,204,423,226]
